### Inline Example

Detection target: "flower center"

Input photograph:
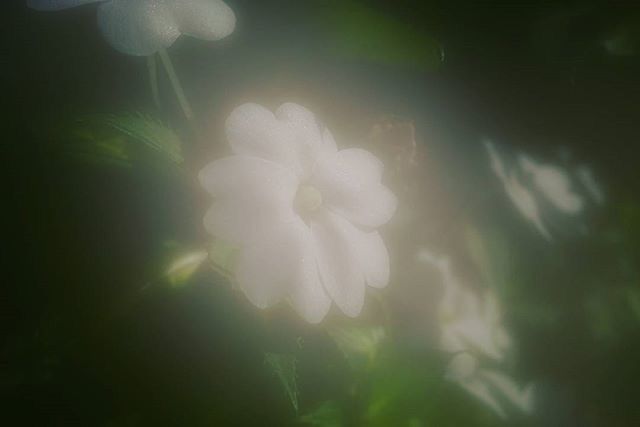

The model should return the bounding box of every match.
[294,185,323,213]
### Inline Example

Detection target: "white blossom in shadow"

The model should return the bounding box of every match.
[28,0,236,55]
[484,139,604,240]
[576,166,605,205]
[485,141,551,239]
[417,249,535,418]
[447,353,535,419]
[518,155,584,214]
[199,103,397,323]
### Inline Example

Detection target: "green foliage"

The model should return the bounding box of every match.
[102,113,184,165]
[57,123,131,168]
[299,401,343,427]
[318,0,443,70]
[265,352,299,413]
[54,113,183,168]
[327,325,385,370]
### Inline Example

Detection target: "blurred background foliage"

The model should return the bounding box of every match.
[4,0,640,425]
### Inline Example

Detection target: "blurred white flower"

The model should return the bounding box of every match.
[418,250,534,418]
[576,166,605,205]
[417,250,510,360]
[448,353,535,419]
[485,141,551,239]
[485,140,604,240]
[28,0,236,56]
[199,103,397,323]
[518,155,584,214]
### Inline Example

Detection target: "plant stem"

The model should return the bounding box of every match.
[147,55,160,108]
[157,48,194,122]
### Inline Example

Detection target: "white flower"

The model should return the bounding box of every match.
[518,155,584,214]
[484,140,604,240]
[28,0,236,56]
[199,103,397,323]
[447,353,535,419]
[485,141,552,239]
[418,250,534,419]
[417,250,510,360]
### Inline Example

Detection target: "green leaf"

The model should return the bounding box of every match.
[102,112,183,164]
[57,125,132,168]
[264,352,299,413]
[327,326,386,369]
[54,113,184,168]
[299,401,343,427]
[165,249,208,288]
[318,0,442,70]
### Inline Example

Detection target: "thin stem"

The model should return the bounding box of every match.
[147,55,160,108]
[157,48,194,122]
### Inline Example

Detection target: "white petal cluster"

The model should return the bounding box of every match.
[417,250,535,419]
[28,0,236,56]
[485,140,604,240]
[199,103,397,323]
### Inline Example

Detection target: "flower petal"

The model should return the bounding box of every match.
[276,103,337,173]
[200,156,298,245]
[519,155,584,214]
[276,103,322,143]
[327,183,397,229]
[312,149,396,228]
[289,236,332,323]
[97,0,180,56]
[356,231,390,289]
[504,176,551,240]
[203,199,288,246]
[199,155,297,204]
[236,218,309,309]
[311,210,365,317]
[170,0,236,41]
[226,103,303,174]
[27,0,102,10]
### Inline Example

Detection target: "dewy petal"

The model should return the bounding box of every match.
[357,231,390,289]
[276,103,323,146]
[226,103,303,175]
[325,183,397,229]
[311,210,365,318]
[27,0,102,10]
[97,0,180,56]
[334,148,384,184]
[321,127,339,154]
[289,233,332,323]
[312,149,396,228]
[204,198,295,246]
[200,155,298,245]
[235,218,309,309]
[170,0,236,41]
[336,219,390,289]
[199,155,298,203]
[276,103,338,174]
